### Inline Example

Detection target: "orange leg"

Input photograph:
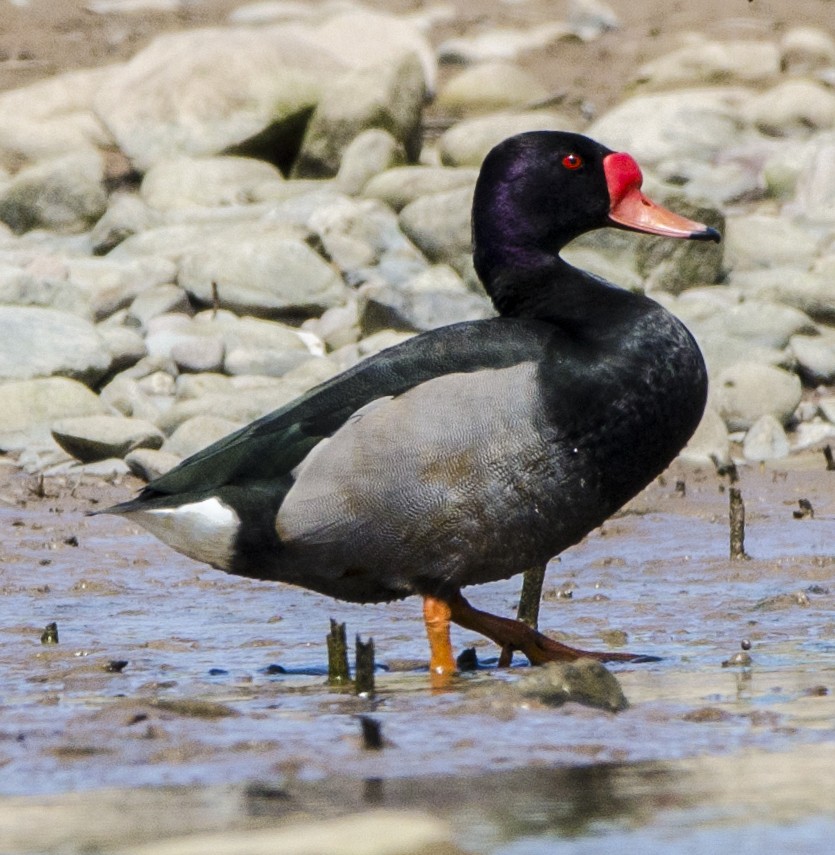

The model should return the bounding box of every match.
[422,595,458,677]
[447,590,655,664]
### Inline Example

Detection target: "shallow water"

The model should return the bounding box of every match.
[1,460,833,852]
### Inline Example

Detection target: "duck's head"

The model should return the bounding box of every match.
[472,130,719,284]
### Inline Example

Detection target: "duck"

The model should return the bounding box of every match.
[102,131,719,677]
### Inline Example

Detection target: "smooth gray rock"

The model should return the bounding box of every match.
[437,62,549,115]
[692,300,817,351]
[508,659,627,712]
[51,415,164,462]
[399,187,473,271]
[790,333,835,384]
[90,192,162,255]
[0,377,103,448]
[791,133,835,224]
[141,156,285,210]
[438,111,578,167]
[693,333,787,378]
[171,336,226,374]
[680,405,731,466]
[634,38,779,89]
[128,284,192,328]
[742,414,790,461]
[301,301,361,351]
[363,165,478,212]
[312,8,437,94]
[744,79,835,137]
[67,256,178,322]
[731,268,835,324]
[0,306,111,385]
[335,129,405,196]
[358,281,494,334]
[93,26,341,171]
[723,214,822,272]
[0,150,107,234]
[0,67,113,171]
[179,233,345,318]
[308,195,425,285]
[438,22,574,64]
[715,362,802,430]
[124,447,182,481]
[99,374,164,422]
[97,325,147,373]
[588,89,746,167]
[781,26,835,74]
[162,415,244,458]
[294,52,425,178]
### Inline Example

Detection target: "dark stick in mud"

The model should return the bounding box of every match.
[326,619,351,685]
[729,487,748,560]
[355,636,375,696]
[823,445,835,471]
[517,566,545,628]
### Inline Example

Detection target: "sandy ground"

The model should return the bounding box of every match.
[1,451,834,851]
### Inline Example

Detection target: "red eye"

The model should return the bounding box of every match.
[562,153,583,170]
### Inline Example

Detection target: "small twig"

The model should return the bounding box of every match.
[729,487,749,560]
[326,619,350,686]
[823,445,835,472]
[354,635,375,696]
[211,281,220,318]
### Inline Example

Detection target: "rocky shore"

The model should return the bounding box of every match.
[1,0,834,483]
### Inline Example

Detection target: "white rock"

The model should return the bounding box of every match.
[588,89,747,167]
[680,405,731,466]
[67,256,177,321]
[163,415,243,458]
[399,187,473,270]
[745,79,835,137]
[790,132,835,224]
[97,325,147,373]
[635,37,779,89]
[732,267,835,325]
[742,414,790,461]
[790,333,835,384]
[178,231,346,318]
[0,377,104,448]
[90,191,162,254]
[723,215,822,272]
[141,156,285,210]
[0,306,111,385]
[0,150,107,234]
[438,111,578,167]
[335,129,405,197]
[312,9,437,94]
[780,26,835,74]
[94,26,342,171]
[437,62,549,115]
[0,67,113,170]
[438,22,573,64]
[293,53,425,177]
[125,447,182,480]
[715,362,802,430]
[51,415,164,462]
[363,165,478,212]
[128,284,191,328]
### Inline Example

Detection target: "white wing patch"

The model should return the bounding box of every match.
[125,497,240,570]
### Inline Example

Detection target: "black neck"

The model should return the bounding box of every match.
[480,255,646,332]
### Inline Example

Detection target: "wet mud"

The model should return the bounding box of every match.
[1,453,834,852]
